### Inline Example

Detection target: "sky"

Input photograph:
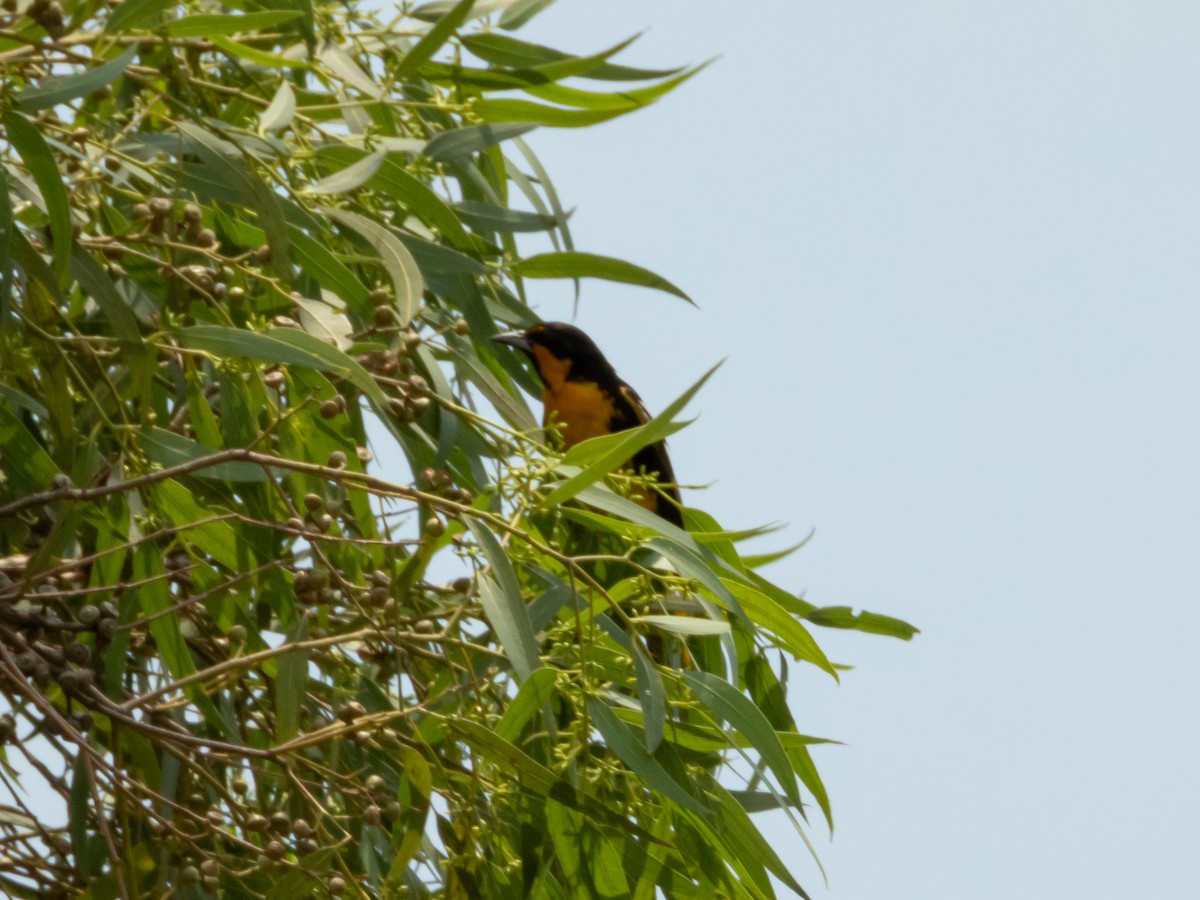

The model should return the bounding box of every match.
[508,2,1200,897]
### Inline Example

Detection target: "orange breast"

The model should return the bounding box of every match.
[542,381,614,449]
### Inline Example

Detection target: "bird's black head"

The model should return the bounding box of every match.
[492,322,618,389]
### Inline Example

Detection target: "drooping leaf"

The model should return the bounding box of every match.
[322,207,424,326]
[684,671,800,808]
[5,111,72,284]
[393,0,476,82]
[513,251,691,302]
[424,122,539,161]
[16,46,138,112]
[467,520,541,681]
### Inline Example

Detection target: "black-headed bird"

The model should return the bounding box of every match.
[493,322,683,527]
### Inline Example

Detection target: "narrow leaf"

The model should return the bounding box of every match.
[161,11,305,36]
[631,641,666,753]
[495,666,557,743]
[303,148,387,194]
[104,0,173,33]
[287,226,372,317]
[322,207,423,326]
[260,80,297,132]
[424,122,538,161]
[513,251,691,302]
[275,618,309,743]
[588,698,706,814]
[472,98,631,128]
[705,781,811,899]
[723,579,836,677]
[211,36,308,69]
[632,615,731,637]
[139,427,267,481]
[499,0,558,29]
[394,0,475,82]
[318,41,382,98]
[453,200,557,233]
[806,606,920,640]
[684,671,800,807]
[467,520,541,682]
[0,403,58,495]
[5,111,72,284]
[16,46,137,112]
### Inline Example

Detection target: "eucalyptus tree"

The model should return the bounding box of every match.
[0,1,915,896]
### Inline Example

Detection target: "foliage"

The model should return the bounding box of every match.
[0,1,916,897]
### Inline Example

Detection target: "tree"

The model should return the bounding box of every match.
[0,1,917,897]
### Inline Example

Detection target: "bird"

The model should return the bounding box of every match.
[492,322,683,527]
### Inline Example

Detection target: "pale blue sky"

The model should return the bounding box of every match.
[511,2,1200,897]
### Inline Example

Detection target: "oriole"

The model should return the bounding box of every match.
[493,323,683,527]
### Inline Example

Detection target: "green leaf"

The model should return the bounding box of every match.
[705,780,811,900]
[462,33,685,82]
[393,0,475,82]
[369,157,475,250]
[5,111,72,284]
[212,35,308,69]
[104,0,173,33]
[177,123,291,280]
[287,226,372,318]
[132,545,205,711]
[571,482,692,544]
[472,98,632,128]
[265,849,338,900]
[805,606,920,640]
[176,324,387,406]
[69,246,142,344]
[780,733,834,832]
[513,251,691,302]
[466,519,541,681]
[16,46,138,112]
[303,148,387,194]
[632,615,731,637]
[453,200,557,233]
[275,617,309,743]
[139,427,267,482]
[260,80,297,132]
[0,403,58,496]
[0,167,12,314]
[322,207,423,326]
[154,481,242,572]
[315,146,475,250]
[524,65,707,111]
[160,11,305,36]
[317,41,382,98]
[448,339,539,431]
[448,718,659,840]
[265,327,390,406]
[178,324,334,370]
[587,698,706,814]
[684,671,800,807]
[631,641,666,753]
[424,122,539,161]
[543,362,718,507]
[645,537,745,624]
[499,0,558,29]
[0,384,47,419]
[722,579,836,677]
[495,666,557,743]
[68,757,91,877]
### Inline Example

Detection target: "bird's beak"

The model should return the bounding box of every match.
[491,329,533,351]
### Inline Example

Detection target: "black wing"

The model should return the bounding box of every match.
[613,382,683,527]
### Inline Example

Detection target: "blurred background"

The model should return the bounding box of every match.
[504,1,1200,896]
